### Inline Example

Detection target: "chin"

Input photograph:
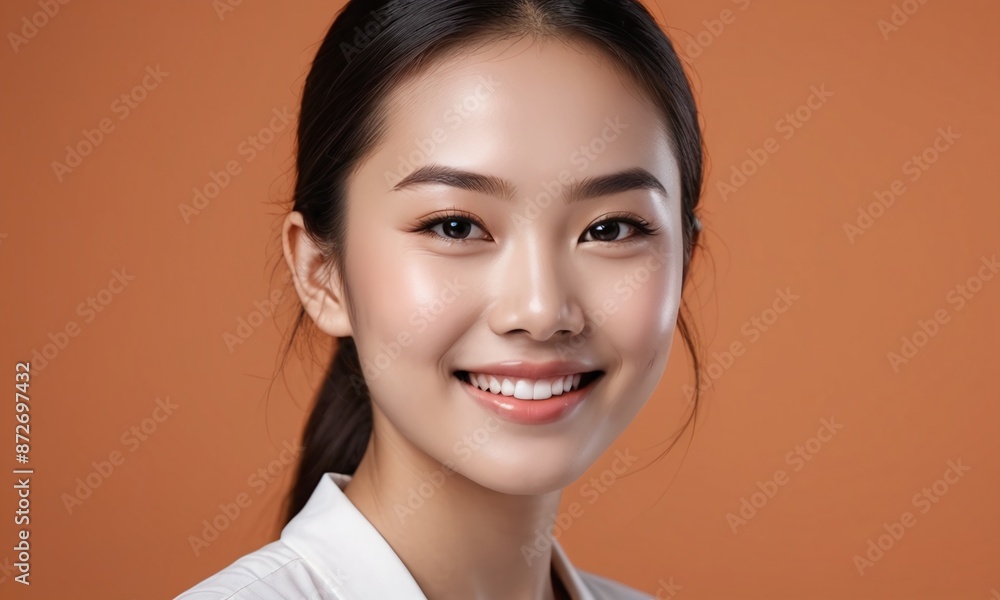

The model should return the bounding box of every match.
[452,446,597,496]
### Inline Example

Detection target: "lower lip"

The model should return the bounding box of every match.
[458,374,599,425]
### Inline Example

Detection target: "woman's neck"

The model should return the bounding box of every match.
[343,422,567,600]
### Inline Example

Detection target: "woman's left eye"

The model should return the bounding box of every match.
[581,216,657,243]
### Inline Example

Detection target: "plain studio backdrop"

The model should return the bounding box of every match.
[0,0,997,598]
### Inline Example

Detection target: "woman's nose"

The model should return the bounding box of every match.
[486,239,586,341]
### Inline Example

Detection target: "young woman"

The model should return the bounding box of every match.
[178,0,704,598]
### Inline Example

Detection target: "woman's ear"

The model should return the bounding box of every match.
[282,211,353,337]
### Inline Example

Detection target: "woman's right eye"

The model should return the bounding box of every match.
[416,213,492,242]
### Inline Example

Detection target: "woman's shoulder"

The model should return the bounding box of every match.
[576,569,656,600]
[174,539,333,599]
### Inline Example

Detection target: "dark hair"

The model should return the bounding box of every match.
[279,0,705,526]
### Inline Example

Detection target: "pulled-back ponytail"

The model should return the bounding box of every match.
[280,0,707,526]
[284,338,371,523]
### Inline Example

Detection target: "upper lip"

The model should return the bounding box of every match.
[456,360,602,380]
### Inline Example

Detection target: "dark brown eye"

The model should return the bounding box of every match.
[588,221,626,242]
[581,214,658,244]
[582,220,638,243]
[438,219,473,239]
[416,211,491,242]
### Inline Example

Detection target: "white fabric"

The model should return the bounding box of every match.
[176,472,651,599]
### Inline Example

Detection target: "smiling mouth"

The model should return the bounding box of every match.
[453,370,604,401]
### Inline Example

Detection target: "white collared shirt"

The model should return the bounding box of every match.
[176,472,652,599]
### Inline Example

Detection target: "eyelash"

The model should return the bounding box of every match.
[412,209,660,246]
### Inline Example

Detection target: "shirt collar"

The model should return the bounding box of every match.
[280,472,594,600]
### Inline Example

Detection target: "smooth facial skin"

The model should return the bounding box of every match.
[285,34,683,600]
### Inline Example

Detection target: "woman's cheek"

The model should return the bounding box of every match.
[351,256,481,400]
[590,248,680,331]
[597,254,680,389]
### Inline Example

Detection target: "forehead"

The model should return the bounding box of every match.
[368,35,678,192]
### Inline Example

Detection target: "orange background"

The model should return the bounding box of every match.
[1,0,998,598]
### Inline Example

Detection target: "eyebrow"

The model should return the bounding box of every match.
[391,164,668,202]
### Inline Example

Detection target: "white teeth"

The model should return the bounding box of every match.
[514,380,533,399]
[464,371,591,400]
[532,380,552,400]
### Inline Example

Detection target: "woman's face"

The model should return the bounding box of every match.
[336,36,683,494]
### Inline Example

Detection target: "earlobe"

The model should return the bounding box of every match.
[282,211,353,338]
